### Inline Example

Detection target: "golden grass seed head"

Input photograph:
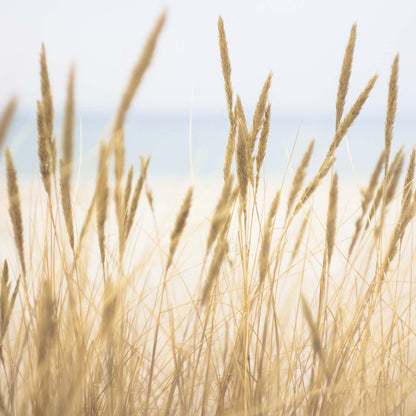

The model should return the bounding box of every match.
[201,238,229,307]
[259,190,280,287]
[206,174,234,254]
[114,128,125,186]
[40,43,54,140]
[287,139,315,215]
[223,107,237,181]
[385,53,399,173]
[101,280,118,335]
[250,72,272,150]
[292,151,334,218]
[77,188,97,255]
[362,149,386,214]
[166,187,193,271]
[37,279,57,365]
[39,44,57,181]
[382,191,416,279]
[255,103,271,189]
[326,172,338,266]
[218,16,234,125]
[49,135,57,178]
[146,185,154,212]
[58,68,76,250]
[301,296,322,356]
[123,165,134,216]
[112,10,166,136]
[96,143,109,271]
[59,159,75,250]
[5,148,25,276]
[125,155,150,241]
[62,66,75,169]
[368,148,404,236]
[348,149,385,257]
[291,210,310,263]
[1,273,20,347]
[330,74,378,157]
[37,100,51,195]
[0,97,17,151]
[235,96,249,210]
[0,261,10,334]
[401,147,415,212]
[336,23,356,130]
[113,129,126,256]
[385,148,404,207]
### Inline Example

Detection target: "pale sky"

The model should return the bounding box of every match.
[2,0,416,118]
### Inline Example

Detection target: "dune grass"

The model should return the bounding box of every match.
[0,11,416,415]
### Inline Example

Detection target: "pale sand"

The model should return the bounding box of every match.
[0,174,412,304]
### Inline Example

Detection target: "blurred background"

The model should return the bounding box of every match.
[1,0,416,179]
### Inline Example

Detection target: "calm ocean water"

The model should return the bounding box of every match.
[6,111,416,182]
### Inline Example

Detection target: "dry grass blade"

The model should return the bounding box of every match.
[255,103,271,189]
[258,191,280,288]
[5,148,25,276]
[218,16,233,125]
[235,96,249,211]
[326,173,338,266]
[336,23,356,130]
[125,156,150,241]
[385,54,399,173]
[166,187,193,271]
[96,143,109,272]
[329,74,378,157]
[206,174,234,254]
[287,139,315,216]
[0,97,17,151]
[112,10,166,136]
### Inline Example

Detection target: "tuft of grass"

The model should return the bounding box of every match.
[0,12,416,416]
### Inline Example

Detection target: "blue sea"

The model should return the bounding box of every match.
[5,111,416,182]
